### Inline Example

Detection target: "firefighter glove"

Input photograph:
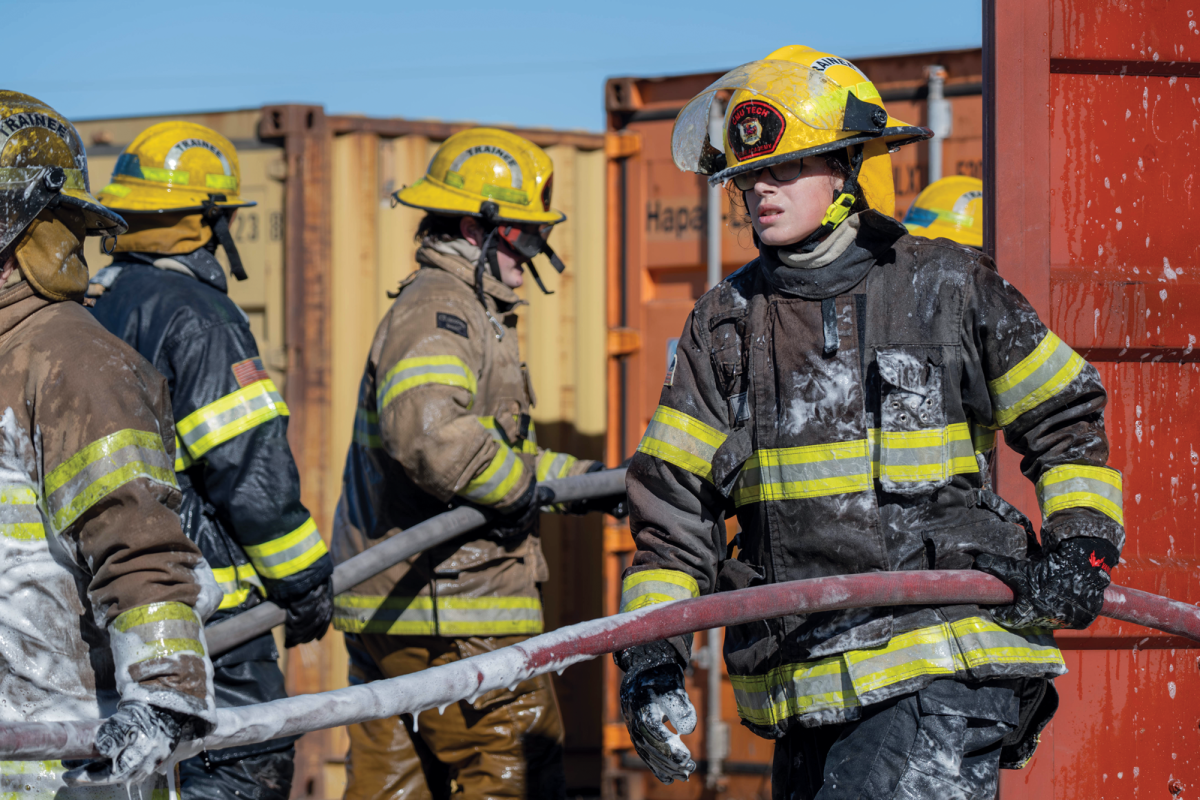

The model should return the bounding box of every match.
[63,701,189,786]
[620,661,697,784]
[487,480,551,540]
[975,536,1118,630]
[283,577,334,648]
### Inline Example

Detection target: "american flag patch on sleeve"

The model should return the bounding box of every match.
[231,357,271,388]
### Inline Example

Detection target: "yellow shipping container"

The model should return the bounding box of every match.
[74,106,609,799]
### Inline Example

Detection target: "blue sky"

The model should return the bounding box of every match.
[8,0,982,131]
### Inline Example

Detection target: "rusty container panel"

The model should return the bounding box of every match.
[991,0,1199,795]
[603,49,983,799]
[72,108,609,800]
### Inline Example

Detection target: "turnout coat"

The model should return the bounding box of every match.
[621,212,1124,756]
[331,240,595,639]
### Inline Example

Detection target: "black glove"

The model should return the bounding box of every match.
[283,577,334,648]
[975,536,1118,630]
[617,642,697,784]
[63,701,191,786]
[563,461,629,519]
[487,480,552,540]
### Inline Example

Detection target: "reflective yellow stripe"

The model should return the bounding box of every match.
[45,429,176,533]
[620,568,700,613]
[209,563,265,610]
[1036,465,1124,526]
[971,424,997,453]
[536,450,578,481]
[637,405,726,482]
[177,379,289,459]
[174,433,197,471]
[353,407,382,449]
[731,616,1063,728]
[378,356,477,410]
[243,517,327,580]
[111,601,205,663]
[0,484,45,541]
[735,423,996,506]
[870,423,980,484]
[988,332,1085,427]
[479,415,538,454]
[332,594,543,636]
[734,439,871,507]
[0,759,68,797]
[460,444,524,506]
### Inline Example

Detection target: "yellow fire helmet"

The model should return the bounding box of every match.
[395,127,564,226]
[98,121,255,214]
[672,45,931,231]
[0,91,126,254]
[902,175,984,249]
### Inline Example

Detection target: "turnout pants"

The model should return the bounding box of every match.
[344,634,566,800]
[179,632,296,800]
[772,680,1019,800]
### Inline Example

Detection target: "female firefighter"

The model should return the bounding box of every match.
[616,46,1125,799]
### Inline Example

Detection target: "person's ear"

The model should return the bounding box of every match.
[459,216,481,246]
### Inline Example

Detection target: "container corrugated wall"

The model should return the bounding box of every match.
[73,108,608,799]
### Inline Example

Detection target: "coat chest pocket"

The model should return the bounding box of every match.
[876,348,950,495]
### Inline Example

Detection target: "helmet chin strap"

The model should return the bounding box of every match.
[793,145,866,251]
[474,201,564,301]
[201,197,247,281]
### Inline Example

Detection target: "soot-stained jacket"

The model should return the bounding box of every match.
[87,250,331,627]
[0,278,217,733]
[331,239,595,639]
[621,211,1125,746]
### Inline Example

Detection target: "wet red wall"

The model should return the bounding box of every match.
[990,0,1200,796]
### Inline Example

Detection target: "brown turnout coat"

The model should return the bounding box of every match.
[331,241,595,638]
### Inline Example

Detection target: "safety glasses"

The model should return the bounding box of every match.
[731,159,806,190]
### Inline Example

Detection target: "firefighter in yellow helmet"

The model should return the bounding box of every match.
[0,92,220,795]
[87,121,333,800]
[331,127,625,799]
[618,47,1124,799]
[903,175,985,249]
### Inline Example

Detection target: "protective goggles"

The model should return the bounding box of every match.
[731,159,807,191]
[496,223,553,261]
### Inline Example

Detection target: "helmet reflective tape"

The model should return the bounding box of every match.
[0,167,86,191]
[954,190,983,215]
[113,152,238,192]
[165,138,232,175]
[0,112,84,168]
[449,144,524,188]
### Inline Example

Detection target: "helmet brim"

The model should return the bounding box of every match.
[394,178,564,226]
[97,181,255,214]
[708,125,932,187]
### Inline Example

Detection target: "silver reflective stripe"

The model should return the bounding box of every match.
[731,659,859,726]
[619,569,700,613]
[1036,465,1124,525]
[733,441,871,506]
[989,333,1084,426]
[537,452,572,481]
[45,432,175,533]
[180,386,283,452]
[353,407,382,449]
[461,446,519,503]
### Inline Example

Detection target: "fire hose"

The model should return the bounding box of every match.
[0,571,1197,762]
[205,467,630,656]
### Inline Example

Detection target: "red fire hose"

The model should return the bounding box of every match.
[0,571,1196,762]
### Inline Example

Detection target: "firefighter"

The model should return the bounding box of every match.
[902,175,984,249]
[0,92,220,795]
[87,122,333,800]
[331,127,625,800]
[617,47,1124,800]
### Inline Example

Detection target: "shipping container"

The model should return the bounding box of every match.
[987,1,1200,797]
[72,106,609,799]
[602,48,984,798]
